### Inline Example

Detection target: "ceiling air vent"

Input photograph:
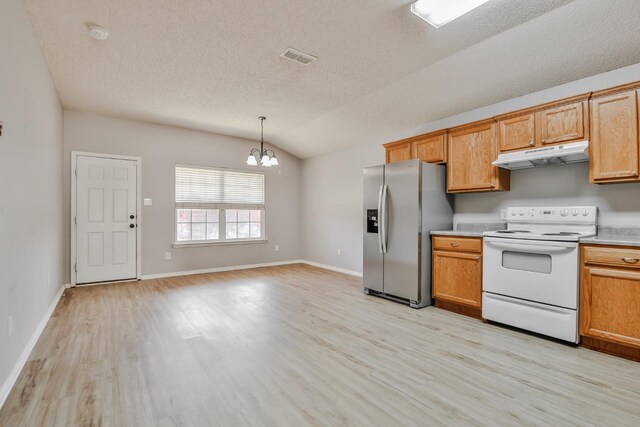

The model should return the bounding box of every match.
[280,47,317,65]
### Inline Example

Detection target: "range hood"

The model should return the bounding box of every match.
[493,141,589,170]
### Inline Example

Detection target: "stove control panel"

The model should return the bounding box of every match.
[506,206,597,224]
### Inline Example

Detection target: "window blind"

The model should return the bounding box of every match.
[175,165,265,209]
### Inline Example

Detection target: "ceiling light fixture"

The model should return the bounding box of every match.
[88,25,109,41]
[411,0,490,28]
[246,116,279,168]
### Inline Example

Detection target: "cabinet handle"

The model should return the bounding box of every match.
[622,258,639,264]
[450,243,460,247]
[529,140,534,145]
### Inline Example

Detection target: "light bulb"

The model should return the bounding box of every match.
[261,154,271,167]
[246,155,258,166]
[270,156,279,166]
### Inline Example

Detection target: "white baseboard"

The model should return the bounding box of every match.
[0,285,65,410]
[141,260,301,280]
[298,260,363,277]
[141,260,362,280]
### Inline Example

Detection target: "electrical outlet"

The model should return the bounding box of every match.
[337,248,342,256]
[501,209,507,220]
[144,198,153,206]
[165,252,171,260]
[274,245,280,252]
[8,315,13,337]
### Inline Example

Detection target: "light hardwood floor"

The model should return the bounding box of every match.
[1,264,639,426]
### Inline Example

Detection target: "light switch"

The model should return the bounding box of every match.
[144,198,153,206]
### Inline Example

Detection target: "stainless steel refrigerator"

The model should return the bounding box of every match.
[363,159,453,308]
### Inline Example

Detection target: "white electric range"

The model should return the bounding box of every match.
[482,206,597,343]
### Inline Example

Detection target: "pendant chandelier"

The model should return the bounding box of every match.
[246,116,279,167]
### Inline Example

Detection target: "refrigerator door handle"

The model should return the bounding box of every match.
[377,185,384,253]
[381,184,388,254]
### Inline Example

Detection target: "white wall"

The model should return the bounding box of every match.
[302,63,640,274]
[63,111,302,280]
[0,0,64,402]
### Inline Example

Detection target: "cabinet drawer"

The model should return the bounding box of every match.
[433,236,482,253]
[584,246,640,269]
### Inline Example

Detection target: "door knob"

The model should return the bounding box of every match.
[130,214,135,219]
[129,224,135,228]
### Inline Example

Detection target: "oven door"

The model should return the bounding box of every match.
[483,237,579,309]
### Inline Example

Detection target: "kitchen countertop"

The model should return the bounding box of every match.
[431,223,506,238]
[580,226,640,247]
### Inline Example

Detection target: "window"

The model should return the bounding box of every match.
[175,165,265,244]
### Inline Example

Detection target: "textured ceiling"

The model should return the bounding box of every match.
[24,0,640,158]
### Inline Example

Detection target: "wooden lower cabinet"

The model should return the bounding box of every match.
[580,244,640,361]
[432,236,482,318]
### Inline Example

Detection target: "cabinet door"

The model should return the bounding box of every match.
[581,266,640,348]
[414,134,446,163]
[590,90,639,183]
[539,101,585,145]
[498,113,535,152]
[385,142,412,164]
[447,122,506,192]
[432,250,482,308]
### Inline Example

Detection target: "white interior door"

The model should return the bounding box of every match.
[76,156,137,284]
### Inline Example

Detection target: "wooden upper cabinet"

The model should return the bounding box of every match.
[385,131,447,164]
[384,140,412,164]
[497,113,535,153]
[539,98,588,146]
[413,131,447,164]
[589,85,640,184]
[496,94,590,153]
[447,120,509,193]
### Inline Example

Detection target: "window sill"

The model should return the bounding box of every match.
[172,239,268,248]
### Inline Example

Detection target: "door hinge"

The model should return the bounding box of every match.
[74,263,77,272]
[74,169,78,177]
[74,216,77,225]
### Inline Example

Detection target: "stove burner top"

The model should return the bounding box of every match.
[542,232,581,236]
[495,230,532,234]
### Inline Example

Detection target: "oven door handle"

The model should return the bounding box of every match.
[485,240,575,253]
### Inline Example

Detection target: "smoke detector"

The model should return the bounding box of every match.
[88,25,109,41]
[280,47,317,65]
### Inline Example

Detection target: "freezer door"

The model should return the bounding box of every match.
[363,165,384,292]
[383,161,420,301]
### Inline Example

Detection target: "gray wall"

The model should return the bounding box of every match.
[63,111,302,280]
[301,63,640,274]
[0,0,64,397]
[302,142,384,273]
